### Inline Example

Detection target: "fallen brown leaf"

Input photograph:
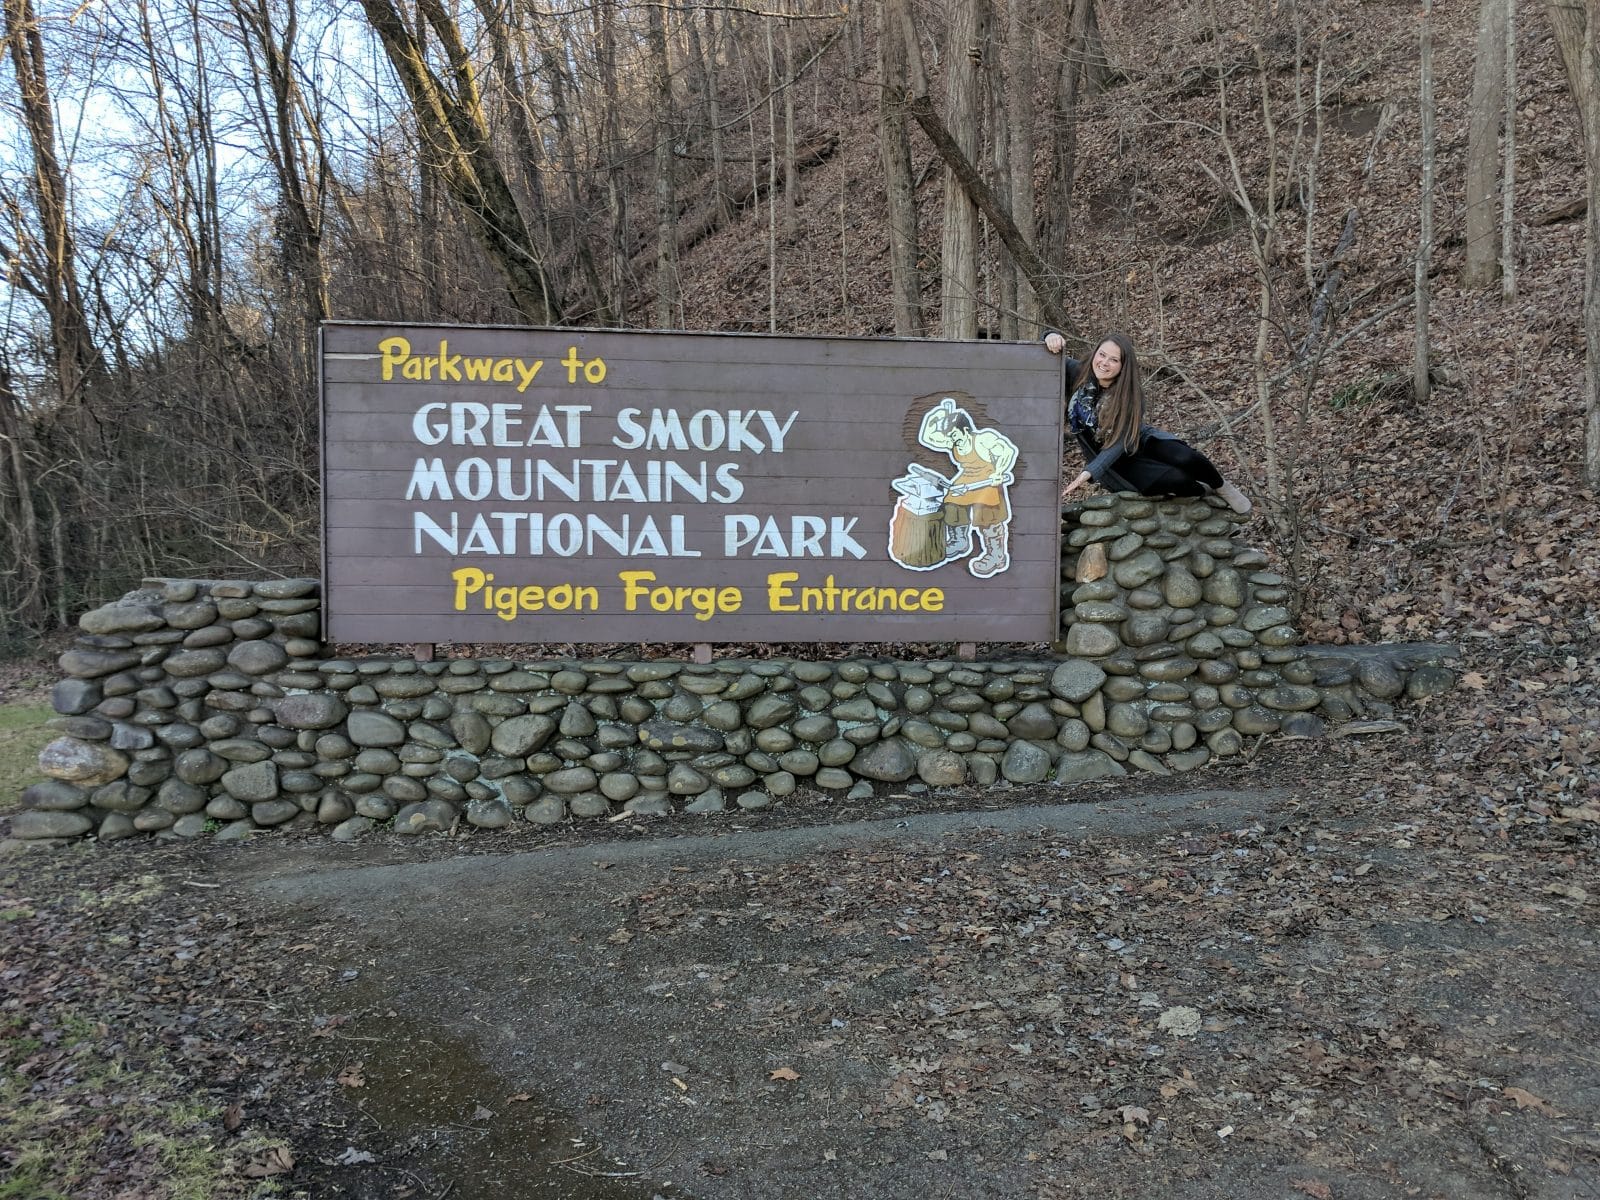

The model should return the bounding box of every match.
[769,1066,800,1081]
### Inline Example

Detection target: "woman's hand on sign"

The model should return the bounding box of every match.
[1043,332,1067,355]
[1062,469,1092,498]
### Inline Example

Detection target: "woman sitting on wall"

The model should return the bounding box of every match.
[1043,330,1251,515]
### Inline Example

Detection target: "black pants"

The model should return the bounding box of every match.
[1079,433,1223,497]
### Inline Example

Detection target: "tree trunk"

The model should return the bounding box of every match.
[1006,0,1040,336]
[988,11,1016,340]
[596,0,630,321]
[1585,6,1600,487]
[356,0,563,324]
[4,0,101,406]
[783,11,800,236]
[1414,0,1434,405]
[1543,0,1600,483]
[879,0,925,336]
[939,0,984,339]
[1463,0,1508,287]
[1041,0,1092,262]
[1502,0,1518,303]
[647,0,679,327]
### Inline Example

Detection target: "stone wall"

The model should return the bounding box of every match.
[15,495,1458,841]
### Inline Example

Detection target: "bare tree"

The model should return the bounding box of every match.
[1543,0,1600,485]
[647,0,680,327]
[938,0,985,339]
[3,0,102,406]
[879,0,925,335]
[1415,0,1435,405]
[1463,0,1508,287]
[356,0,564,324]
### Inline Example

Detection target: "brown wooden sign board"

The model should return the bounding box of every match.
[320,323,1064,644]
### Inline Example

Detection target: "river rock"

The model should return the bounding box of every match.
[348,711,406,747]
[12,810,96,839]
[491,714,557,756]
[916,748,967,787]
[845,738,914,781]
[1055,750,1126,783]
[39,738,128,786]
[1000,741,1051,784]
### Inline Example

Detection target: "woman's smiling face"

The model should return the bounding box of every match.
[1092,339,1123,386]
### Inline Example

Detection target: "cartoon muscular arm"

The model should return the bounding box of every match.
[917,398,960,450]
[947,430,1018,495]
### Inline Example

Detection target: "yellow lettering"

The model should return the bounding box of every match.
[922,587,944,612]
[452,567,487,610]
[492,359,514,383]
[379,335,411,381]
[620,570,655,611]
[767,572,799,612]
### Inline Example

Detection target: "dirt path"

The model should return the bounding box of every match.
[213,756,1598,1200]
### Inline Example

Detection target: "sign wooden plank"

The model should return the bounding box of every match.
[321,322,1064,644]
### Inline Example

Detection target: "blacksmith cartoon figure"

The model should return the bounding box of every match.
[889,397,1019,579]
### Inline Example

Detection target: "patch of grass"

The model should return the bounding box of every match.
[0,1005,277,1199]
[0,701,53,813]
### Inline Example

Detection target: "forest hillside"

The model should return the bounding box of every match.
[0,0,1594,663]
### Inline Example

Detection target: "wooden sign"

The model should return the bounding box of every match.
[320,323,1064,643]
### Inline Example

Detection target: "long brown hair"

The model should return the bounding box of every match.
[1068,332,1144,453]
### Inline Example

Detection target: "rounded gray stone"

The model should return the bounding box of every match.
[544,766,599,795]
[393,799,458,834]
[97,812,138,841]
[667,763,710,794]
[466,798,513,828]
[58,648,143,679]
[686,789,728,814]
[1006,703,1057,740]
[491,714,557,757]
[851,738,917,782]
[12,810,96,839]
[221,760,279,802]
[332,815,376,841]
[51,679,102,715]
[1000,741,1051,784]
[524,795,566,824]
[763,771,797,797]
[275,693,349,730]
[1064,624,1121,657]
[173,748,228,785]
[157,779,208,815]
[354,794,397,820]
[91,781,149,812]
[227,640,289,675]
[1407,665,1455,699]
[21,780,88,812]
[80,603,164,636]
[1055,750,1127,784]
[1050,660,1106,703]
[1259,685,1321,712]
[814,767,853,790]
[569,792,612,818]
[252,799,301,826]
[205,795,248,820]
[600,772,640,802]
[348,711,406,747]
[639,721,723,753]
[916,748,967,787]
[745,696,798,729]
[39,738,128,786]
[703,701,743,731]
[450,711,493,754]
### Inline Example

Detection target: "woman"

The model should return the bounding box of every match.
[1043,330,1251,515]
